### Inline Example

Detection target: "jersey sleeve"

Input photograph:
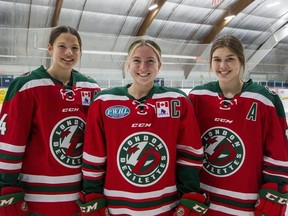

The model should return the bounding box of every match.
[81,97,106,194]
[0,78,34,188]
[176,95,204,194]
[262,92,288,187]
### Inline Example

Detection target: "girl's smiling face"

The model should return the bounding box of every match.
[212,46,243,84]
[128,45,161,87]
[48,32,81,71]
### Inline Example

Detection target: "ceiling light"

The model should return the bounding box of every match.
[162,54,197,60]
[224,14,236,21]
[0,55,17,58]
[266,2,280,8]
[37,48,198,60]
[83,50,127,56]
[149,3,158,11]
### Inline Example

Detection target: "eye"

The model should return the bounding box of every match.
[133,59,141,63]
[58,45,66,48]
[226,57,235,62]
[72,46,79,51]
[147,59,156,64]
[213,58,221,62]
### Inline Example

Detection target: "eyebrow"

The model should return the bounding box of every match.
[57,41,79,46]
[132,56,156,59]
[213,54,235,58]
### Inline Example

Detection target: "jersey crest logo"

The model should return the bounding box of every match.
[156,101,170,118]
[117,132,169,186]
[50,116,85,168]
[105,105,130,119]
[81,91,91,106]
[202,127,245,177]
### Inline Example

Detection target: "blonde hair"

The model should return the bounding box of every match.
[124,39,162,73]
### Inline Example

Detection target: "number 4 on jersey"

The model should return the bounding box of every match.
[0,114,7,135]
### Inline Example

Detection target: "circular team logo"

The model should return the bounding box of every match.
[50,116,85,168]
[117,132,169,187]
[202,127,245,177]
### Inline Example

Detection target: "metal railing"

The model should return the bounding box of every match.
[96,79,288,89]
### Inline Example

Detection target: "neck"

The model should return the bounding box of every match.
[47,67,71,85]
[128,83,153,100]
[220,81,243,98]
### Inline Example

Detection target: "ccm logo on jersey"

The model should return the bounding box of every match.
[132,123,152,128]
[214,118,233,124]
[62,108,80,112]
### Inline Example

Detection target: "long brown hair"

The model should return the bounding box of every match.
[210,35,245,73]
[49,25,82,52]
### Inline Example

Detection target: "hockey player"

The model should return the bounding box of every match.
[189,35,288,215]
[76,39,210,215]
[0,26,100,215]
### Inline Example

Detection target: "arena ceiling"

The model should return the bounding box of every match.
[0,0,288,83]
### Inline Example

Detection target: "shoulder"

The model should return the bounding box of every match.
[8,66,47,90]
[154,86,188,99]
[72,70,97,83]
[93,86,126,101]
[98,86,125,95]
[72,70,100,90]
[189,81,218,96]
[242,79,285,116]
[192,81,217,91]
[4,66,48,100]
[243,79,281,104]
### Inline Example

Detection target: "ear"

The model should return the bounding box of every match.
[47,43,53,55]
[158,62,162,73]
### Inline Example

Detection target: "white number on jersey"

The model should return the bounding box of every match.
[0,114,8,135]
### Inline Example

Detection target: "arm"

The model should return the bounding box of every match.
[173,96,209,215]
[77,192,108,216]
[255,91,288,216]
[77,98,109,215]
[0,187,28,215]
[255,182,288,216]
[0,79,33,215]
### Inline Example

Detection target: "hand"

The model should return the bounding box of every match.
[0,187,28,216]
[173,192,210,216]
[255,182,288,216]
[76,192,109,216]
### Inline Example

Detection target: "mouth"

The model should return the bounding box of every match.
[218,70,230,75]
[137,73,150,77]
[61,58,74,63]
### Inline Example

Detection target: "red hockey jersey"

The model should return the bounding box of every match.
[82,84,204,215]
[0,66,100,215]
[189,79,288,216]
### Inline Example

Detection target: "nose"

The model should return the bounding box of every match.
[219,60,227,69]
[65,48,73,55]
[139,62,148,70]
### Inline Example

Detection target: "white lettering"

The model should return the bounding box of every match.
[266,193,288,204]
[81,202,98,213]
[131,123,152,128]
[214,118,233,124]
[0,197,14,206]
[62,108,80,112]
